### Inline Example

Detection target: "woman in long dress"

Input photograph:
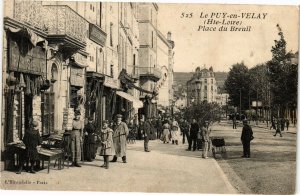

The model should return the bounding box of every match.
[162,120,170,144]
[171,118,180,145]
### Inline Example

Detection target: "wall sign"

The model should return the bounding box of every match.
[89,23,107,46]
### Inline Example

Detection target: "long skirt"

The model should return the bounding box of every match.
[162,129,170,142]
[84,142,95,161]
[171,130,180,141]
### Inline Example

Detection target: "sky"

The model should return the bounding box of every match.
[157,4,299,72]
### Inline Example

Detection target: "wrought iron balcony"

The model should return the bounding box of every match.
[139,67,162,82]
[43,5,87,48]
[12,1,87,55]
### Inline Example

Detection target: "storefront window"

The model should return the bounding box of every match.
[41,91,54,136]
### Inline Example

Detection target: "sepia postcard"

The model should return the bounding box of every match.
[0,0,299,194]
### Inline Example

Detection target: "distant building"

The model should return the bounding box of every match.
[215,93,229,106]
[186,66,218,106]
[175,92,187,109]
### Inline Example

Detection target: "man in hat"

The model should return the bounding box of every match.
[241,119,253,158]
[141,116,151,152]
[71,111,84,167]
[83,117,96,162]
[201,121,211,159]
[111,114,129,163]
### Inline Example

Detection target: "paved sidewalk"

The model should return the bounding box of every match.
[1,140,236,193]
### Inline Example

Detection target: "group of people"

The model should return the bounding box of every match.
[71,113,129,169]
[16,111,256,174]
[271,117,290,137]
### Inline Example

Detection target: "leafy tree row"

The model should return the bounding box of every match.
[224,24,298,118]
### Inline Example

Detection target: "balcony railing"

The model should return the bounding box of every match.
[12,2,87,45]
[139,66,162,81]
[13,1,46,31]
[43,5,87,44]
[126,65,139,79]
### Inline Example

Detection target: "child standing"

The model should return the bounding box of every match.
[17,120,42,174]
[100,120,115,169]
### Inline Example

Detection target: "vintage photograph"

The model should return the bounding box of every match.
[0,1,298,194]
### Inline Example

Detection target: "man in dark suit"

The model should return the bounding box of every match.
[142,116,152,152]
[241,119,253,158]
[189,118,199,151]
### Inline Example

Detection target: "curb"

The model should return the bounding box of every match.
[212,159,238,194]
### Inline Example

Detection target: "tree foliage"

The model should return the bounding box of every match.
[266,24,298,115]
[248,64,269,107]
[224,62,251,112]
[184,101,220,125]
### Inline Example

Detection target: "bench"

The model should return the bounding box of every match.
[8,144,64,174]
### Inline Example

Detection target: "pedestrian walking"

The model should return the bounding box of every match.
[156,117,163,140]
[233,113,237,129]
[171,118,180,145]
[71,111,84,167]
[111,114,129,163]
[151,117,157,140]
[83,117,96,162]
[189,118,199,151]
[281,118,285,131]
[16,120,42,174]
[286,118,290,131]
[142,116,152,152]
[162,119,171,143]
[100,120,115,169]
[201,121,211,159]
[274,118,283,137]
[270,117,276,130]
[241,119,253,158]
[180,118,190,145]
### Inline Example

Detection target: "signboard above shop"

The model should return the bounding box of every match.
[103,76,120,89]
[9,39,46,75]
[89,23,107,46]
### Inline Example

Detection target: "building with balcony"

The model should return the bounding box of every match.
[156,30,174,108]
[2,0,90,143]
[187,66,218,106]
[137,3,161,118]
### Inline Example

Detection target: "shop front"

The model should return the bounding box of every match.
[2,21,50,169]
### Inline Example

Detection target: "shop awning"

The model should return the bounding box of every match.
[7,26,47,47]
[116,91,144,109]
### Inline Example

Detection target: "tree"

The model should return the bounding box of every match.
[224,62,251,112]
[267,24,298,118]
[248,64,270,123]
[184,101,220,125]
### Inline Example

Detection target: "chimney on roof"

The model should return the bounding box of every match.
[167,31,172,41]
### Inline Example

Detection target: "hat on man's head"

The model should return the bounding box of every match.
[88,117,93,121]
[32,121,38,127]
[243,119,248,124]
[103,120,109,124]
[116,114,123,118]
